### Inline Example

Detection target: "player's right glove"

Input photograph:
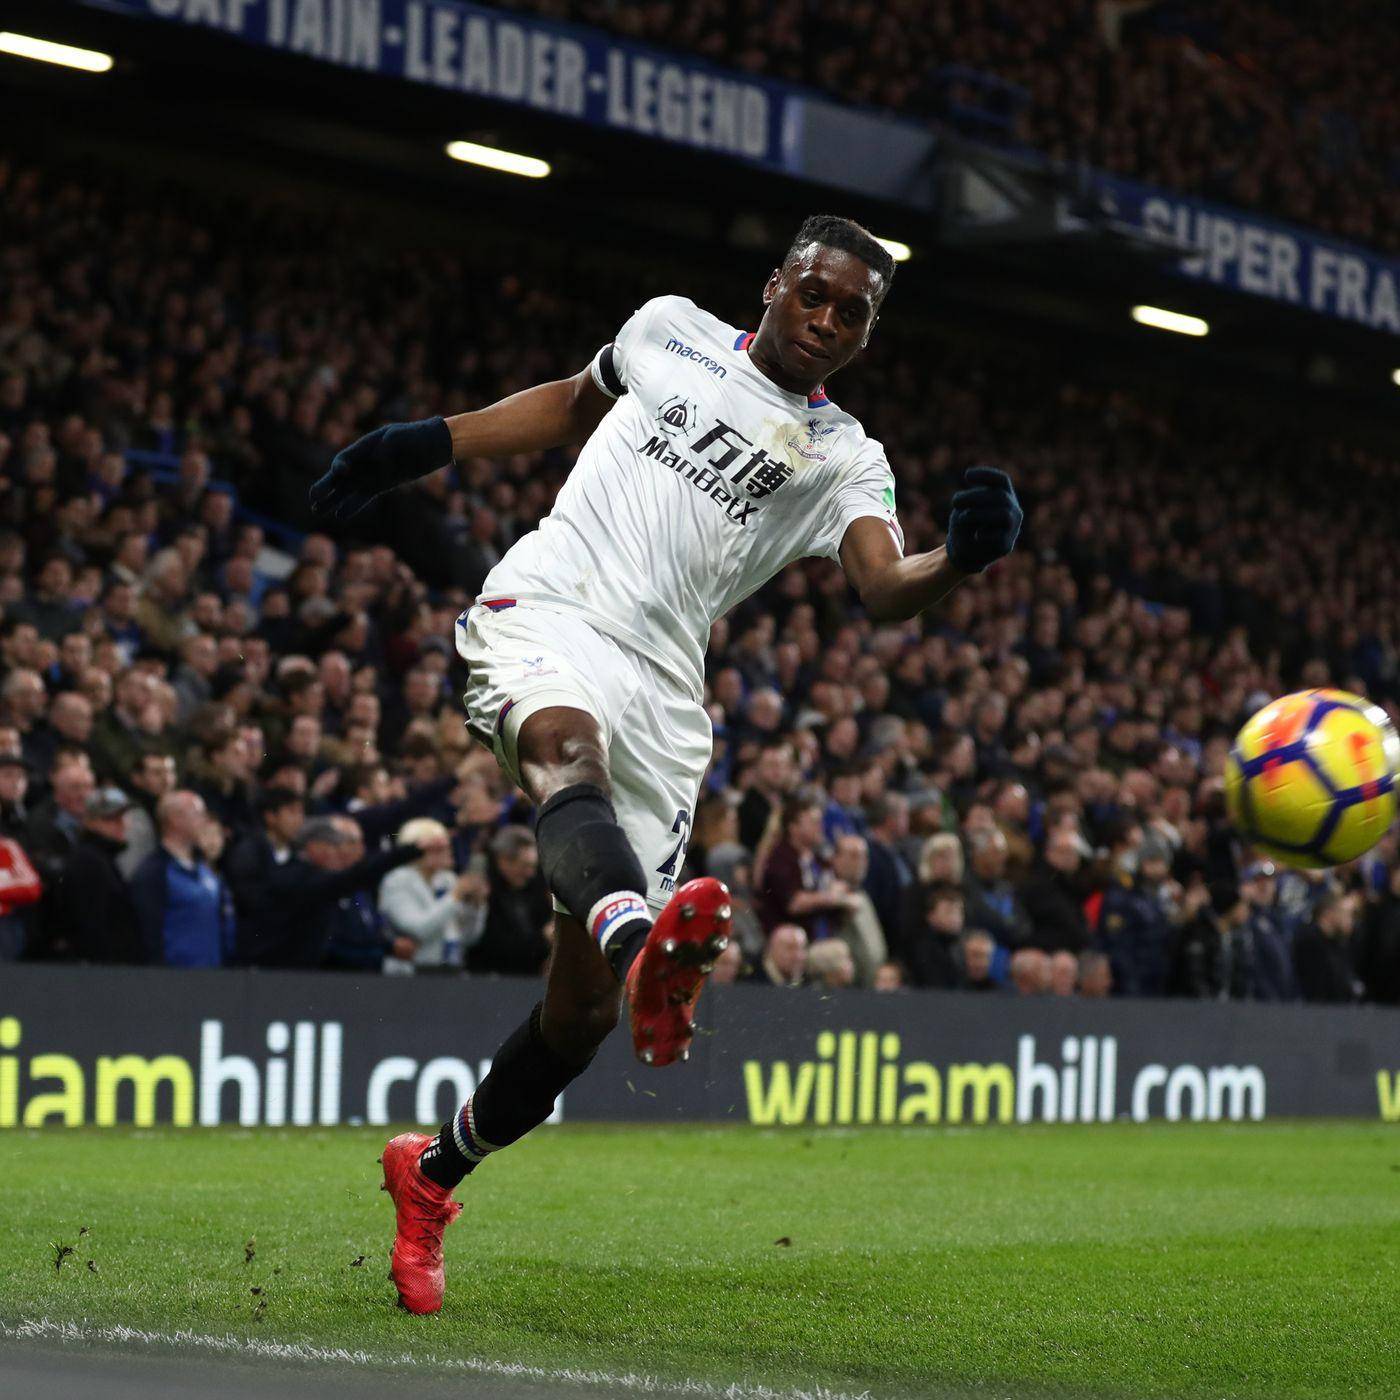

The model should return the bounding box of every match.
[307,416,453,522]
[944,465,1023,574]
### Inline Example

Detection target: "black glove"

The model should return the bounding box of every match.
[944,465,1023,574]
[308,416,453,522]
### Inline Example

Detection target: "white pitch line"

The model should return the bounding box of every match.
[1,1319,875,1400]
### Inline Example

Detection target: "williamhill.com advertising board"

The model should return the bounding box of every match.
[2,967,1397,1129]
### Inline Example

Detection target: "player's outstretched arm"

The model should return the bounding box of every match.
[308,366,613,522]
[840,466,1022,621]
[444,366,615,461]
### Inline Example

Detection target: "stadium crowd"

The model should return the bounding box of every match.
[1,149,1399,1006]
[508,0,1400,256]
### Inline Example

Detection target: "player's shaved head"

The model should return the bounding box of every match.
[751,217,892,396]
[782,214,896,301]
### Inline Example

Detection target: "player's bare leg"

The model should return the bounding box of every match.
[516,706,730,1068]
[381,705,728,1313]
[540,907,623,1061]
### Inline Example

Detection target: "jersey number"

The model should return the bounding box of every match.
[657,808,692,878]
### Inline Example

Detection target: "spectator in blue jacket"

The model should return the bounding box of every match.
[821,761,866,846]
[1097,831,1173,997]
[243,815,419,968]
[863,791,913,947]
[130,789,234,967]
[1241,861,1296,1001]
[962,826,1032,950]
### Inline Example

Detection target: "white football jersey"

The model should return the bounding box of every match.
[478,295,902,700]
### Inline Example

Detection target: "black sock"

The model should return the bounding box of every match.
[418,1116,473,1189]
[606,922,651,980]
[418,1003,593,1190]
[535,784,651,957]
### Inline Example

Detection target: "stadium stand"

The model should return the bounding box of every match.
[502,0,1400,255]
[0,145,1397,1002]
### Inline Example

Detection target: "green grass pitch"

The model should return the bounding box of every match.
[1,1121,1397,1398]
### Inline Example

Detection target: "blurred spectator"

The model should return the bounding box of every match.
[1009,946,1051,996]
[906,883,965,990]
[1241,861,1295,1001]
[194,728,258,841]
[690,791,745,882]
[904,832,964,954]
[1078,950,1113,998]
[90,669,158,784]
[960,929,998,991]
[27,691,94,777]
[1097,829,1173,997]
[24,751,95,886]
[13,555,78,640]
[872,959,905,991]
[0,752,30,839]
[807,938,856,990]
[242,815,418,969]
[962,827,1031,949]
[0,831,42,961]
[130,790,234,968]
[1018,826,1091,953]
[117,751,177,878]
[136,551,192,654]
[1360,865,1400,1004]
[739,744,795,851]
[992,780,1034,869]
[1274,866,1333,934]
[1293,892,1362,1003]
[224,786,305,922]
[716,857,768,967]
[172,633,219,723]
[344,768,462,854]
[48,788,143,963]
[708,936,745,984]
[822,761,867,844]
[863,792,914,948]
[757,791,854,935]
[749,922,808,987]
[1171,880,1245,999]
[378,817,487,973]
[916,832,965,888]
[469,827,552,977]
[5,676,45,770]
[324,815,401,971]
[825,832,887,987]
[1047,949,1078,996]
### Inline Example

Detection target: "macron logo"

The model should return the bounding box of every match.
[665,337,727,378]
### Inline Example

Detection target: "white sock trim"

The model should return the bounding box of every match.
[586,891,650,953]
[451,1096,499,1162]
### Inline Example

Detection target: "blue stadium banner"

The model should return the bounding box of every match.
[76,0,803,171]
[1096,172,1400,334]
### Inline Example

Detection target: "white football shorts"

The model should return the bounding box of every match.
[456,600,712,913]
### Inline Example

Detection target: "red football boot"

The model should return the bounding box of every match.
[379,1132,462,1314]
[625,877,731,1068]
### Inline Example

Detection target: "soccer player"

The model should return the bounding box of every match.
[310,215,1022,1312]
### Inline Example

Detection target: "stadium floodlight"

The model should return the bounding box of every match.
[874,237,912,263]
[445,140,550,179]
[1131,304,1208,337]
[0,31,113,72]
